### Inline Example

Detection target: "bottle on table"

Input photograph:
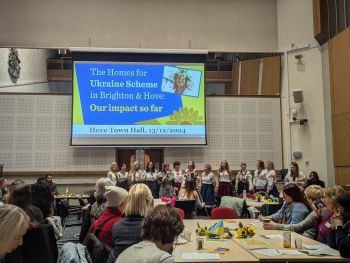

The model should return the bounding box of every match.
[283,230,291,248]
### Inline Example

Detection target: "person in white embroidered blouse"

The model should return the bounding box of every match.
[107,162,118,185]
[235,162,253,194]
[116,163,129,179]
[171,161,184,197]
[253,160,268,192]
[129,161,145,184]
[184,160,199,190]
[284,161,305,189]
[265,161,278,197]
[217,160,232,197]
[144,161,159,198]
[200,164,216,207]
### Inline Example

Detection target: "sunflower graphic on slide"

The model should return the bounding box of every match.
[166,107,204,125]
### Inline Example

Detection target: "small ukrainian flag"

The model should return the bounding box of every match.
[209,220,224,235]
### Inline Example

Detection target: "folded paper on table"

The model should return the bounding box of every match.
[260,234,283,239]
[243,238,268,245]
[250,248,303,256]
[250,220,263,227]
[182,253,220,260]
[300,247,340,256]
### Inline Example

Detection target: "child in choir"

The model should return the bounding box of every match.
[184,160,198,189]
[144,161,159,198]
[265,161,279,197]
[217,160,233,197]
[129,161,145,184]
[200,163,216,207]
[235,162,253,195]
[158,163,175,198]
[253,160,268,193]
[107,162,118,185]
[171,161,183,196]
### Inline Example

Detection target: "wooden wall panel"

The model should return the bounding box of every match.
[329,28,350,116]
[261,56,281,96]
[240,59,260,95]
[231,62,239,95]
[332,112,350,166]
[313,0,329,44]
[335,167,350,187]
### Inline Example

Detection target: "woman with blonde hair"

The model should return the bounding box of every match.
[107,161,119,184]
[0,204,29,257]
[107,183,153,263]
[265,161,278,197]
[315,185,345,243]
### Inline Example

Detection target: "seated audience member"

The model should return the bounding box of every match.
[178,179,205,209]
[327,192,350,258]
[107,183,153,263]
[262,183,309,224]
[304,171,325,188]
[6,182,42,227]
[85,186,128,248]
[284,161,305,189]
[107,162,118,185]
[263,185,326,239]
[116,205,184,263]
[31,182,62,240]
[91,178,115,219]
[0,205,29,258]
[45,174,59,195]
[315,185,345,243]
[235,162,253,195]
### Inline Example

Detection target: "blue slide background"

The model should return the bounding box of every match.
[75,63,183,125]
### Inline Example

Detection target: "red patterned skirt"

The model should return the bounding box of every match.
[218,182,232,197]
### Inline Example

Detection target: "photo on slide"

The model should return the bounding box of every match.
[161,66,201,97]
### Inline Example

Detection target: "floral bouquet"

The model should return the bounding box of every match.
[234,222,256,238]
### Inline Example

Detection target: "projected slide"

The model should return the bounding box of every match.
[71,62,206,146]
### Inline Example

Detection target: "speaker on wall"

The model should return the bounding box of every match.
[293,89,304,103]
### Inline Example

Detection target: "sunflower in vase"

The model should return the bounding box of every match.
[234,222,256,239]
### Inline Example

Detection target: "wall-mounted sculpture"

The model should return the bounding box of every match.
[8,48,21,82]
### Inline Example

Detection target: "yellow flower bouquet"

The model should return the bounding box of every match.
[234,222,256,238]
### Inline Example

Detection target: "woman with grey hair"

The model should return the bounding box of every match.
[91,178,115,219]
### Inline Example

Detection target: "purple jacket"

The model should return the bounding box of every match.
[316,211,333,243]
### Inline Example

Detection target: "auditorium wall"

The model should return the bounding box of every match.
[0,0,278,52]
[278,0,334,186]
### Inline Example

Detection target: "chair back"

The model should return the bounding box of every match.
[85,233,111,263]
[174,200,196,219]
[211,207,237,219]
[176,208,185,219]
[239,193,254,199]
